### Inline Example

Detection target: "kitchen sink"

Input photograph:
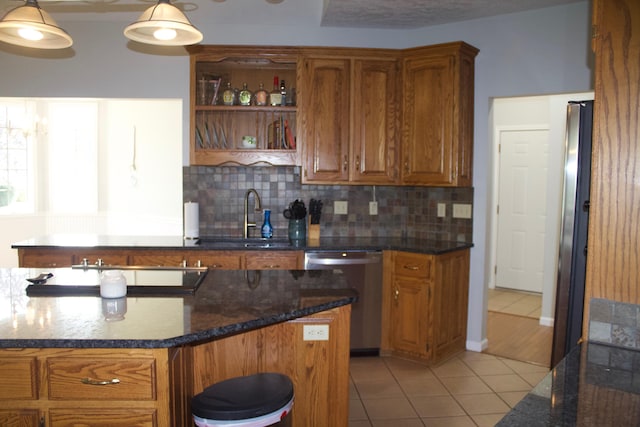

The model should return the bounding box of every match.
[197,237,293,249]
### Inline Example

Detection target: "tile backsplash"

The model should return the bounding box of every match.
[183,166,473,242]
[589,298,640,350]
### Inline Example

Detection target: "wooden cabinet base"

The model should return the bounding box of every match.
[382,249,470,365]
[191,305,351,427]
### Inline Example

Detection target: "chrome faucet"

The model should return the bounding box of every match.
[243,188,262,239]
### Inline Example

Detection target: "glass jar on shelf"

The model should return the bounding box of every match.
[239,82,252,106]
[222,82,236,106]
[254,82,268,106]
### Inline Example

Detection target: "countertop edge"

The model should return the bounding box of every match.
[11,236,474,255]
[0,296,356,349]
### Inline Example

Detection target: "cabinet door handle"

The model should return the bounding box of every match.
[343,155,348,171]
[81,377,120,386]
[355,155,360,170]
[403,265,419,271]
[394,287,399,302]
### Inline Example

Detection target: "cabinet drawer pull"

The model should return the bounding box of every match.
[343,155,348,171]
[81,377,120,386]
[211,264,223,269]
[394,287,399,302]
[403,265,420,271]
[263,264,280,269]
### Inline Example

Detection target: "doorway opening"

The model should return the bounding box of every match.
[484,92,593,367]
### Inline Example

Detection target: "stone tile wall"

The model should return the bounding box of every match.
[183,166,473,242]
[589,298,640,350]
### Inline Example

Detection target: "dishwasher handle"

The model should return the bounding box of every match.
[304,252,382,268]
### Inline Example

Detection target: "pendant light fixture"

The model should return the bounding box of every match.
[0,0,73,49]
[124,0,203,46]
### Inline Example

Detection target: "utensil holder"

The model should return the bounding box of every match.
[288,218,306,241]
[308,218,320,242]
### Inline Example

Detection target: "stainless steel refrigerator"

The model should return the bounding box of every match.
[550,100,593,367]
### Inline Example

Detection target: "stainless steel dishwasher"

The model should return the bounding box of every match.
[304,250,382,356]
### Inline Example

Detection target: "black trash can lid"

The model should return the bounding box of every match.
[192,373,294,421]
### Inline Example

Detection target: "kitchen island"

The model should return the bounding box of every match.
[0,267,356,426]
[497,342,640,426]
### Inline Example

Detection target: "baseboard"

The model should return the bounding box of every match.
[466,338,488,352]
[539,316,554,327]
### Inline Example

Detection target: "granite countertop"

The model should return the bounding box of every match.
[497,342,640,426]
[0,268,356,349]
[11,234,473,255]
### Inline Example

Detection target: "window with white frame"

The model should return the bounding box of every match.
[0,100,35,214]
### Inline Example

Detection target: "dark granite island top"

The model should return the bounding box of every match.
[497,342,640,426]
[0,267,357,349]
[12,234,472,255]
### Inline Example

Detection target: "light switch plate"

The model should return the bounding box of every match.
[437,203,446,218]
[369,201,378,215]
[334,201,348,215]
[452,203,472,219]
[303,324,329,341]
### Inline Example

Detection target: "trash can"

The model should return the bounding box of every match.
[192,373,294,427]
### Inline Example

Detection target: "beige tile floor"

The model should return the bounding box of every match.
[349,351,549,426]
[487,288,542,319]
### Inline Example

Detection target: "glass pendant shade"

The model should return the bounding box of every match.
[124,0,203,46]
[0,0,72,49]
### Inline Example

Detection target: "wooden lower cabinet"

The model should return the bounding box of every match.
[16,248,302,270]
[191,305,351,427]
[0,348,177,427]
[0,305,350,426]
[382,249,470,364]
[17,248,128,268]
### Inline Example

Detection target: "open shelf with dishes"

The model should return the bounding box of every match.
[189,47,299,166]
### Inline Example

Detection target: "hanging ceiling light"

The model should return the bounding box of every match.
[124,0,203,46]
[0,0,73,49]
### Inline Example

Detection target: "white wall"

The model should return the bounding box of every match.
[0,1,593,348]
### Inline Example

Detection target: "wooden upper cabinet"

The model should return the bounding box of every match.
[351,58,399,184]
[300,56,351,182]
[401,42,478,187]
[300,50,399,184]
[187,45,300,167]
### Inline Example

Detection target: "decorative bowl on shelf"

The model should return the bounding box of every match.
[241,135,257,149]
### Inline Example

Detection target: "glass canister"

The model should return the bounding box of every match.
[100,270,127,298]
[288,218,306,241]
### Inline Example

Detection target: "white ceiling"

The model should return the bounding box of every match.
[0,0,584,28]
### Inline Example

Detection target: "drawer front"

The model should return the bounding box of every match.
[49,409,156,427]
[20,250,74,268]
[0,357,37,400]
[245,252,300,270]
[47,357,156,400]
[129,254,185,267]
[393,252,432,279]
[0,409,40,426]
[194,254,242,270]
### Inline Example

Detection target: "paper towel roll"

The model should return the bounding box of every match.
[184,202,199,239]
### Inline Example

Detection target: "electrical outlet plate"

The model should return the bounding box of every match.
[452,203,472,219]
[369,201,378,215]
[334,201,348,215]
[303,324,329,341]
[437,203,446,217]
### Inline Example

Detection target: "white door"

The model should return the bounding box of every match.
[495,128,549,292]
